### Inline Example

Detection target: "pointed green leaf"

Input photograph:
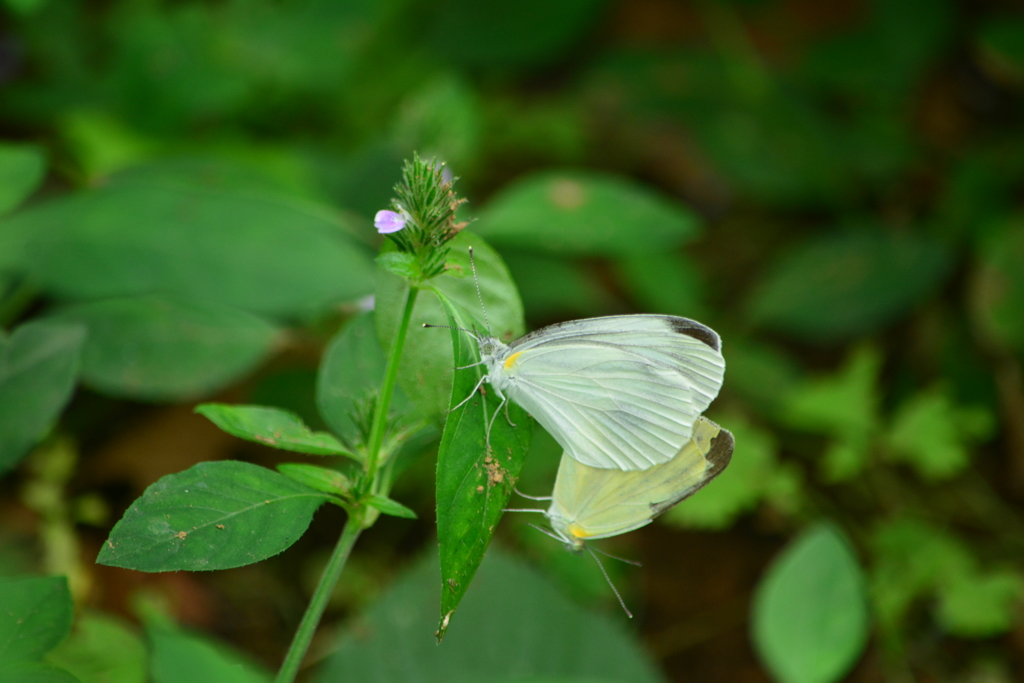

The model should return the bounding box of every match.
[7,183,373,316]
[317,312,393,442]
[434,292,532,641]
[97,461,329,572]
[747,229,951,341]
[476,170,700,256]
[0,321,85,473]
[317,548,664,683]
[276,463,352,497]
[46,296,280,402]
[195,404,358,459]
[752,524,869,683]
[365,494,417,519]
[0,576,73,663]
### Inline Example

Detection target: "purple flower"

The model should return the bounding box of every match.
[374,209,407,234]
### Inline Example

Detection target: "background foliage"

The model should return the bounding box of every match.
[2,0,1024,681]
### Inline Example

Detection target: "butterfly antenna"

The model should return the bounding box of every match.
[587,548,633,619]
[513,486,553,501]
[590,546,643,567]
[422,322,479,337]
[467,246,492,336]
[526,522,566,544]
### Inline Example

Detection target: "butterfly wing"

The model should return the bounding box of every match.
[504,315,724,469]
[548,417,733,541]
[511,315,725,419]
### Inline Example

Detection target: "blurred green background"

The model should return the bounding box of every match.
[2,0,1024,681]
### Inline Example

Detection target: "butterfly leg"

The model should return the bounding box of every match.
[449,373,489,413]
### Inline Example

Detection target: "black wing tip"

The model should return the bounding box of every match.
[665,316,721,352]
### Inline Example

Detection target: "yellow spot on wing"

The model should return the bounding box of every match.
[503,351,524,370]
[567,523,591,539]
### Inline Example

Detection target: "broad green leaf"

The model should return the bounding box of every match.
[435,293,532,640]
[317,312,393,442]
[148,623,270,683]
[972,216,1024,353]
[752,524,869,683]
[0,576,73,663]
[276,463,351,497]
[365,494,417,519]
[0,661,81,683]
[616,252,707,320]
[0,321,84,472]
[475,170,701,256]
[666,417,788,529]
[783,346,881,481]
[315,548,664,683]
[429,0,608,70]
[46,611,146,683]
[375,232,524,418]
[47,296,280,402]
[747,229,950,341]
[0,143,46,215]
[884,386,993,480]
[97,461,329,572]
[5,183,373,316]
[500,249,611,318]
[195,404,357,459]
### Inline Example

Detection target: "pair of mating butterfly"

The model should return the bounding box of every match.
[442,250,734,614]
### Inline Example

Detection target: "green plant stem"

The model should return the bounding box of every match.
[274,514,362,683]
[274,284,420,682]
[366,285,419,487]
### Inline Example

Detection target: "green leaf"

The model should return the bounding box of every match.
[0,143,46,215]
[0,576,73,663]
[475,170,701,256]
[870,518,1024,638]
[434,292,532,640]
[96,461,329,572]
[783,346,881,481]
[937,570,1024,638]
[317,312,395,441]
[195,404,357,459]
[276,463,351,497]
[47,296,280,402]
[752,524,870,683]
[747,228,951,341]
[375,252,422,280]
[972,215,1024,353]
[884,386,994,480]
[429,0,608,70]
[0,661,82,683]
[721,338,802,420]
[500,249,611,318]
[315,548,664,683]
[5,183,374,316]
[147,622,270,683]
[375,232,524,418]
[45,611,147,683]
[666,417,791,529]
[365,494,417,519]
[0,321,85,473]
[615,252,707,320]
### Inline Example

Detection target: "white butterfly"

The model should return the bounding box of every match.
[460,312,725,470]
